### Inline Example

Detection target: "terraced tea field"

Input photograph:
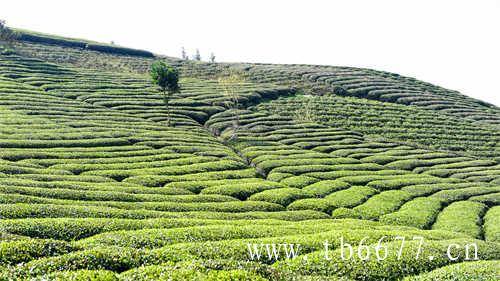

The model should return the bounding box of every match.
[0,33,498,280]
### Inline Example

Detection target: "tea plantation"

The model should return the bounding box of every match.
[0,31,498,280]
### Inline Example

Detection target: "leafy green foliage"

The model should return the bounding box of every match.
[150,61,179,94]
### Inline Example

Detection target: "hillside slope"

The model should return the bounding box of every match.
[0,31,498,280]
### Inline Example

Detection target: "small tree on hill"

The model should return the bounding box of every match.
[181,46,188,60]
[218,70,246,140]
[209,52,216,63]
[293,96,318,124]
[193,49,201,61]
[0,20,18,53]
[150,60,179,126]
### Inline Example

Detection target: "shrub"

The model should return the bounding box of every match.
[249,188,307,206]
[75,223,340,250]
[301,180,350,197]
[267,172,293,182]
[287,198,331,213]
[431,186,500,204]
[325,186,378,208]
[31,270,118,281]
[353,190,413,220]
[335,175,400,185]
[468,192,500,206]
[124,168,258,187]
[416,160,497,173]
[403,260,500,281]
[0,184,236,203]
[121,267,267,281]
[0,246,146,279]
[483,206,500,242]
[401,182,479,197]
[164,178,266,193]
[305,169,409,180]
[49,156,218,174]
[380,197,443,229]
[201,181,285,200]
[0,218,274,241]
[0,239,74,265]
[331,207,361,219]
[0,202,329,221]
[432,201,486,238]
[367,176,455,190]
[256,158,358,174]
[274,239,500,280]
[119,259,275,280]
[84,160,247,182]
[280,175,319,188]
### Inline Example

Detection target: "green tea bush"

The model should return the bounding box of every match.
[280,175,319,188]
[401,182,479,197]
[0,218,281,241]
[119,259,274,280]
[0,246,146,279]
[150,221,463,264]
[331,208,362,219]
[121,266,267,281]
[385,157,472,171]
[82,160,247,181]
[267,172,293,182]
[32,270,118,281]
[256,158,358,174]
[325,186,378,209]
[201,181,285,200]
[304,169,409,180]
[0,239,74,265]
[354,190,413,220]
[468,192,500,206]
[483,206,500,242]
[0,184,235,203]
[403,260,500,281]
[49,156,218,174]
[415,160,497,173]
[76,223,340,250]
[0,203,326,221]
[432,186,500,203]
[164,178,267,193]
[367,176,455,190]
[432,201,486,238]
[301,180,350,198]
[124,168,258,187]
[274,239,500,280]
[249,188,307,206]
[380,197,443,229]
[335,175,401,185]
[287,198,331,213]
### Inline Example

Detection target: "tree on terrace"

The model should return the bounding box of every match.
[149,60,179,126]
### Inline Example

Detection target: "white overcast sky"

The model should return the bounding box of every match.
[2,0,499,106]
